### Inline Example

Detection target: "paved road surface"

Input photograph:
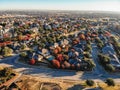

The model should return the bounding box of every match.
[91,43,109,77]
[0,44,120,83]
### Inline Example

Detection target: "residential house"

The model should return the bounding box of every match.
[102,45,116,55]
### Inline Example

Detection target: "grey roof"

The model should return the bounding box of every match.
[102,45,115,55]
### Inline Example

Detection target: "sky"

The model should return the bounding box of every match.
[0,0,120,11]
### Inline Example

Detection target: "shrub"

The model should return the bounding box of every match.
[84,52,91,58]
[102,56,110,64]
[52,60,60,69]
[0,67,13,77]
[86,79,94,86]
[86,60,96,70]
[53,49,59,54]
[98,54,110,65]
[85,44,92,52]
[2,46,13,56]
[95,38,101,43]
[29,58,36,65]
[105,78,115,86]
[97,42,104,49]
[20,52,27,57]
[79,34,85,40]
[86,40,91,45]
[105,64,115,72]
[21,44,27,50]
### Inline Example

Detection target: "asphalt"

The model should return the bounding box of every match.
[0,43,120,83]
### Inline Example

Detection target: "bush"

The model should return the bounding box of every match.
[0,67,13,77]
[98,53,115,72]
[85,44,92,52]
[105,64,115,72]
[98,54,110,65]
[97,42,104,49]
[20,52,27,57]
[86,40,91,45]
[29,58,36,65]
[84,52,91,58]
[86,79,94,86]
[102,56,110,64]
[21,44,27,50]
[87,60,96,70]
[105,78,115,86]
[95,38,101,43]
[113,43,120,57]
[52,60,60,69]
[2,46,13,56]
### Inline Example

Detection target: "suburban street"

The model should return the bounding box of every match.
[0,1,120,89]
[91,43,109,77]
[0,44,120,83]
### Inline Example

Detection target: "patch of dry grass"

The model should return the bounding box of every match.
[15,75,120,90]
[99,83,120,90]
[15,75,84,90]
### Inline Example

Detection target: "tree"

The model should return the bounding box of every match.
[86,79,94,86]
[63,54,69,61]
[52,60,60,69]
[79,33,85,40]
[86,40,91,45]
[85,44,92,52]
[105,78,115,86]
[39,43,46,48]
[95,38,101,43]
[105,64,115,72]
[2,46,13,56]
[98,29,103,34]
[97,42,104,49]
[0,67,13,77]
[84,52,91,58]
[87,60,96,70]
[20,52,27,57]
[18,34,23,41]
[98,54,110,65]
[29,58,36,65]
[110,36,118,44]
[98,53,114,72]
[95,38,104,47]
[21,44,27,50]
[102,56,110,65]
[112,41,120,57]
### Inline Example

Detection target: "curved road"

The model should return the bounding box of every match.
[0,45,120,83]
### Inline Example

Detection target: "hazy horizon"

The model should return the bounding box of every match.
[0,0,120,12]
